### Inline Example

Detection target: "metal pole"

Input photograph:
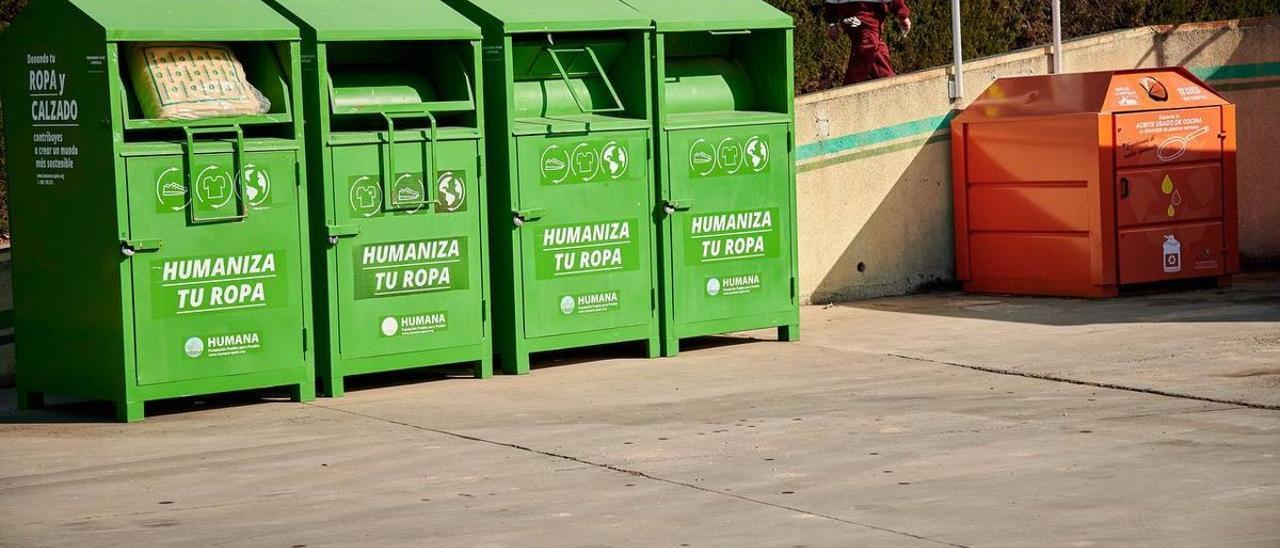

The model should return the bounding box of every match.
[950,0,964,100]
[1051,0,1063,73]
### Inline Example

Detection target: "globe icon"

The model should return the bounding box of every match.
[243,165,270,205]
[746,137,768,171]
[602,142,628,178]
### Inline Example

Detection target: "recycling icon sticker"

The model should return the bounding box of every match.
[155,167,188,212]
[688,133,773,178]
[601,141,629,179]
[194,166,235,209]
[538,138,637,185]
[689,139,717,177]
[389,173,426,212]
[571,143,600,182]
[349,176,383,218]
[745,136,770,172]
[718,137,743,174]
[435,170,468,213]
[541,145,570,184]
[242,164,271,208]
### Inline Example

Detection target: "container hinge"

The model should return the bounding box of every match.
[787,130,793,152]
[302,328,309,353]
[651,288,657,311]
[481,299,487,322]
[295,160,303,186]
[791,277,797,301]
[647,139,653,160]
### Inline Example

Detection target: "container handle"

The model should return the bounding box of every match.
[380,111,439,212]
[708,29,752,36]
[1120,177,1130,199]
[183,125,247,223]
[547,46,625,114]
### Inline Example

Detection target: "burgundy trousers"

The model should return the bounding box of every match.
[844,24,895,85]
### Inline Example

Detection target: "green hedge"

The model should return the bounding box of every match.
[775,0,1280,93]
[0,0,27,238]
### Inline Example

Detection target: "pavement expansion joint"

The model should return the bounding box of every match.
[307,403,972,548]
[883,352,1280,412]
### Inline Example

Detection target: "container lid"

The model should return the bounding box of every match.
[620,0,792,32]
[270,0,480,41]
[956,67,1231,123]
[69,0,300,41]
[460,0,651,33]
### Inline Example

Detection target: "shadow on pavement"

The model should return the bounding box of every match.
[835,272,1280,327]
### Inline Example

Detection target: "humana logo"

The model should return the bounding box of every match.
[162,254,276,282]
[722,274,760,288]
[543,222,630,247]
[208,332,260,349]
[690,211,772,235]
[402,313,446,328]
[577,292,618,306]
[363,240,460,266]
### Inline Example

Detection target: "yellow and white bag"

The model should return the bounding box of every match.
[127,42,271,120]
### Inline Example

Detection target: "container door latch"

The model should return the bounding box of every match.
[121,238,164,257]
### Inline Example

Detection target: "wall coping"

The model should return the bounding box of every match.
[797,16,1280,106]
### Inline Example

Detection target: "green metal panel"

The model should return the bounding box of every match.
[625,0,801,357]
[445,0,660,374]
[619,0,792,32]
[1,0,315,421]
[663,124,794,324]
[68,0,300,41]
[268,0,481,42]
[514,132,653,338]
[266,0,493,396]
[125,148,308,385]
[450,0,651,33]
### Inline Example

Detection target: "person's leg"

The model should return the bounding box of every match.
[868,27,896,80]
[844,28,875,85]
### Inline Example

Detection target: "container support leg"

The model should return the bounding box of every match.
[778,323,801,342]
[646,336,662,359]
[292,382,317,403]
[319,376,344,398]
[116,400,144,423]
[501,347,531,376]
[661,334,681,358]
[16,389,43,410]
[474,356,494,379]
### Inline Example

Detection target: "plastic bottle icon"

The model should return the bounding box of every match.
[1163,234,1182,273]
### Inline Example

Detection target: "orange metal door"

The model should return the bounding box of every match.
[1116,163,1223,227]
[1118,221,1225,284]
[1115,107,1222,168]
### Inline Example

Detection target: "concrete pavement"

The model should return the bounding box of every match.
[1,275,1277,547]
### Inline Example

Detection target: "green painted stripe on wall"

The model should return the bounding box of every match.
[796,113,955,162]
[797,133,950,173]
[1190,61,1280,82]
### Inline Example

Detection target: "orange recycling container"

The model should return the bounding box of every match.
[951,68,1239,298]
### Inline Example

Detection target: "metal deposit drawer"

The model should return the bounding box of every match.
[1118,221,1225,284]
[1116,162,1223,227]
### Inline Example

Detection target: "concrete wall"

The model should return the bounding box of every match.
[797,18,1280,304]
